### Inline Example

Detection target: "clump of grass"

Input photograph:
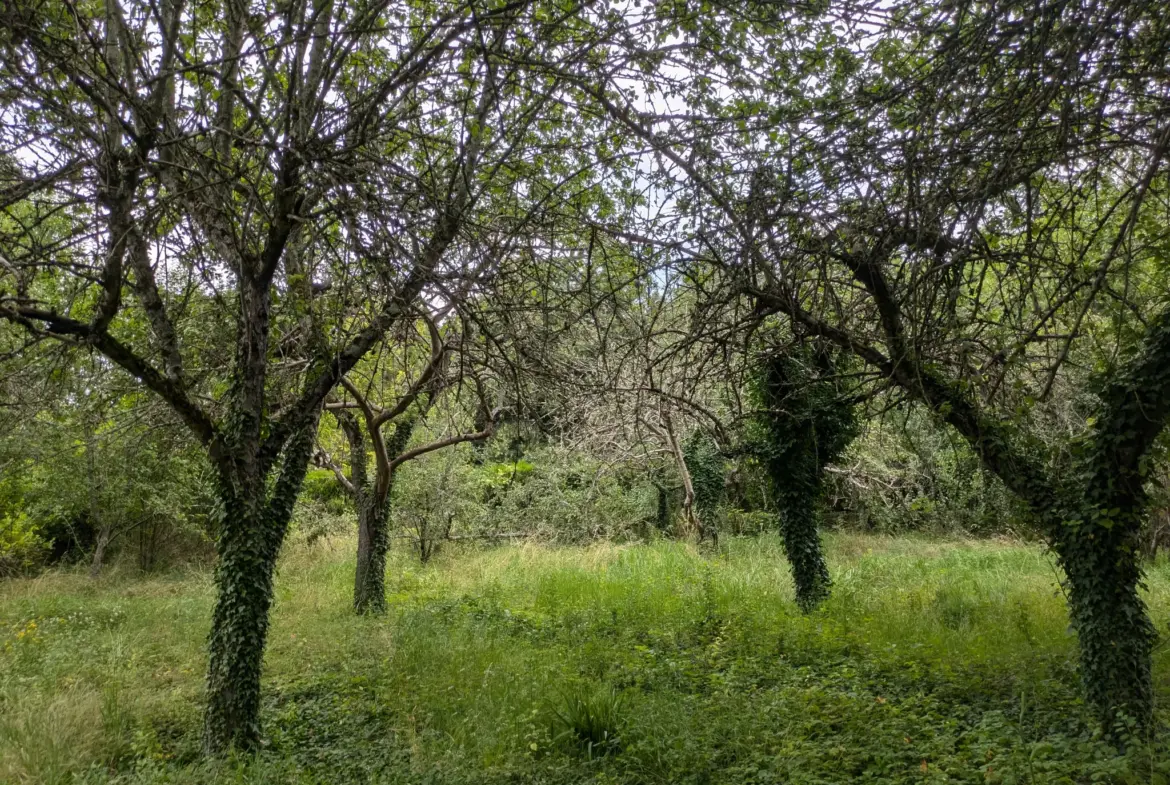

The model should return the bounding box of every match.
[933,584,983,630]
[549,687,624,758]
[0,686,105,785]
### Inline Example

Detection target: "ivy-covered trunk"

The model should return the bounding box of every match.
[203,425,316,753]
[203,498,283,752]
[1044,380,1163,732]
[353,495,390,614]
[778,499,831,612]
[750,347,858,614]
[1053,517,1154,732]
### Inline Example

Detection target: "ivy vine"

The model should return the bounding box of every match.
[746,344,859,612]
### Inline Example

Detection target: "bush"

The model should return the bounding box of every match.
[388,443,660,546]
[724,508,775,536]
[300,469,350,516]
[683,430,726,527]
[0,511,50,577]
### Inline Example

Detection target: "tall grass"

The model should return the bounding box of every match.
[2,533,1168,783]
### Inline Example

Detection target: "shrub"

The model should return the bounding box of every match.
[684,430,727,535]
[724,508,775,536]
[300,469,350,515]
[0,511,50,577]
[391,444,658,545]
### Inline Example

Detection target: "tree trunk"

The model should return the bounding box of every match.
[353,495,390,614]
[778,494,831,613]
[202,497,283,753]
[931,403,1160,733]
[654,482,672,532]
[330,407,391,614]
[1054,517,1154,733]
[658,408,706,541]
[352,416,418,612]
[202,424,316,754]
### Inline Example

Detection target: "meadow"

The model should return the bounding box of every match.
[3,533,1170,784]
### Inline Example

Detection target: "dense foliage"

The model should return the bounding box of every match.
[745,346,859,610]
[682,430,726,533]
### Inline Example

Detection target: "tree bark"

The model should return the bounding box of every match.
[652,406,708,542]
[331,406,396,615]
[330,340,494,610]
[896,360,1159,734]
[353,495,390,614]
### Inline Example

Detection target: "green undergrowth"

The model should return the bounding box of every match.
[3,533,1170,784]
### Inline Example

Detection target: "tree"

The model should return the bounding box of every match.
[589,0,1170,730]
[745,343,858,611]
[0,339,213,574]
[0,0,610,752]
[317,312,497,613]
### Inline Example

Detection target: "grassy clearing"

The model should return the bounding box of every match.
[2,533,1169,784]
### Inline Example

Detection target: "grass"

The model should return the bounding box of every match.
[2,532,1170,784]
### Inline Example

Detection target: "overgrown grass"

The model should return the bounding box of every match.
[3,533,1170,783]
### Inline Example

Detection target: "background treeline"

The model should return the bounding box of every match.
[12,359,1163,578]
